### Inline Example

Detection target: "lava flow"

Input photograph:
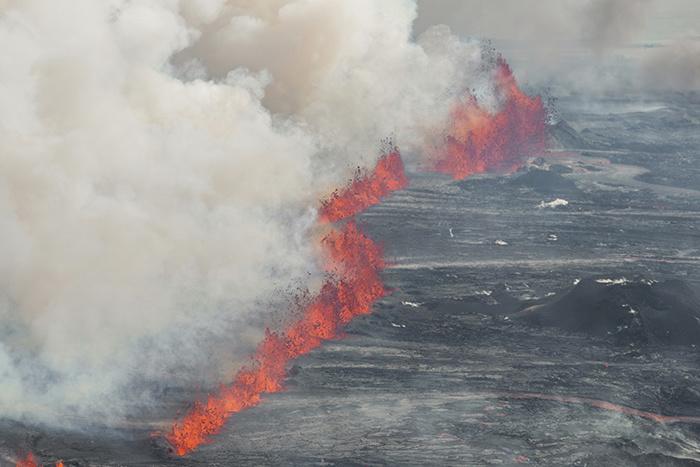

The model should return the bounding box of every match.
[163,152,407,456]
[429,57,547,180]
[15,453,37,467]
[319,150,408,222]
[14,453,62,467]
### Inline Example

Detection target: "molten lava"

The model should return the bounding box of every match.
[14,453,63,467]
[165,222,386,455]
[164,152,406,456]
[7,54,560,462]
[429,57,547,180]
[12,56,552,461]
[319,150,408,222]
[15,454,37,467]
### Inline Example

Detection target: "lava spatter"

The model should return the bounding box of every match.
[319,150,408,222]
[429,57,547,180]
[15,453,37,467]
[163,153,403,456]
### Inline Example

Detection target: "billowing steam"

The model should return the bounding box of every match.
[415,0,700,94]
[0,0,512,427]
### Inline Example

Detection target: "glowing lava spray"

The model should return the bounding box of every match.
[429,57,547,180]
[163,150,408,456]
[161,55,545,458]
[14,453,63,467]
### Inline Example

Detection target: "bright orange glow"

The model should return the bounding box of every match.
[15,453,37,467]
[163,153,405,456]
[164,222,386,455]
[429,57,547,180]
[319,150,408,222]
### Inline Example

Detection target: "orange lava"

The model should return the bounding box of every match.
[164,152,407,456]
[14,453,64,467]
[429,57,547,180]
[319,150,408,222]
[165,222,386,455]
[15,454,37,467]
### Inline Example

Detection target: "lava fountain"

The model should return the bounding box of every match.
[162,150,407,456]
[14,453,63,467]
[429,57,547,180]
[319,149,408,222]
[15,454,37,467]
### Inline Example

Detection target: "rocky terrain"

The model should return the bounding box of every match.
[2,93,700,466]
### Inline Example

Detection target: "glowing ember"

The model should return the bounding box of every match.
[319,150,408,222]
[429,57,547,180]
[15,454,37,467]
[14,453,63,467]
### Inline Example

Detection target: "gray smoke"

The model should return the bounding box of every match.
[579,0,652,53]
[414,0,651,50]
[0,0,498,427]
[415,0,700,93]
[641,38,700,91]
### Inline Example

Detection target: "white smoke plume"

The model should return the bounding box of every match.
[415,0,700,94]
[641,38,700,91]
[0,0,491,427]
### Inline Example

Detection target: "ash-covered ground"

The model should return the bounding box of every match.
[3,93,700,466]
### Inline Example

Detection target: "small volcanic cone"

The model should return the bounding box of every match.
[429,57,547,180]
[163,153,405,456]
[319,150,408,222]
[515,277,700,346]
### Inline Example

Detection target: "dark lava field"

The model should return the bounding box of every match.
[2,94,700,466]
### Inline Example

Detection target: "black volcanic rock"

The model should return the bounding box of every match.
[510,167,579,194]
[514,277,700,346]
[424,284,522,316]
[548,119,594,150]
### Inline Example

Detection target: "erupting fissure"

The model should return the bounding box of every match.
[14,453,63,467]
[15,454,36,467]
[319,150,408,222]
[162,151,407,456]
[159,56,545,458]
[429,58,547,180]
